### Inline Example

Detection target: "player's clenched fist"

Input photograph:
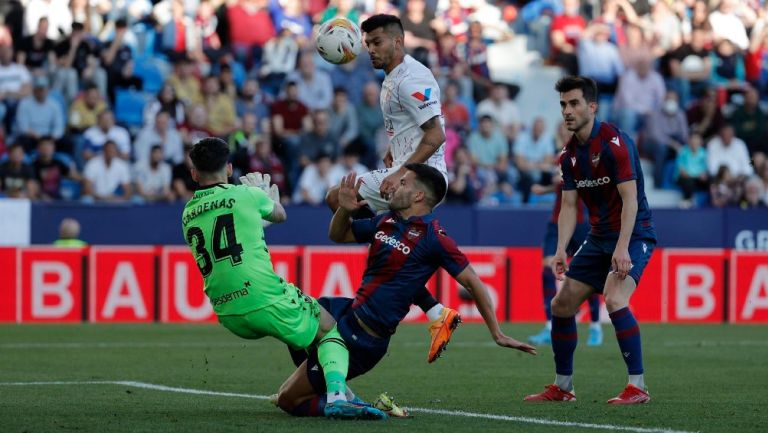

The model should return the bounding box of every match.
[550,249,569,281]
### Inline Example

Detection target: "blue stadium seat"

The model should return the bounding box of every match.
[115,89,150,127]
[661,161,678,189]
[134,58,166,94]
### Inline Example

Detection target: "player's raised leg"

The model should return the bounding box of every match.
[525,277,592,401]
[604,275,649,404]
[587,294,603,346]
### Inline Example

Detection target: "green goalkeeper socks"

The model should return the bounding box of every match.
[317,325,349,401]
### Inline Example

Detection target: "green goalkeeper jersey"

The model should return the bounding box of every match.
[182,183,282,316]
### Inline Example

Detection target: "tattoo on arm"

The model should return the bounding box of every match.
[420,116,443,149]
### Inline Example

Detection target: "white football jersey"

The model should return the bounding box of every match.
[380,55,447,175]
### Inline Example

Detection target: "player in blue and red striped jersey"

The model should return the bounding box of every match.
[274,164,536,417]
[524,76,656,405]
[528,174,603,347]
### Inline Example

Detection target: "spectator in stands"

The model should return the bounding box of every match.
[32,136,78,200]
[239,135,286,199]
[293,152,334,205]
[14,75,65,151]
[549,0,586,75]
[134,144,174,203]
[180,104,214,146]
[319,0,359,24]
[134,110,184,165]
[759,162,768,205]
[218,63,238,98]
[287,51,333,111]
[710,39,745,88]
[53,218,86,247]
[271,80,310,189]
[82,140,133,202]
[0,44,32,131]
[482,180,519,206]
[648,0,682,55]
[687,87,726,140]
[329,54,376,106]
[707,124,754,180]
[664,26,712,106]
[227,0,275,68]
[356,81,383,168]
[434,0,470,43]
[270,0,313,43]
[17,17,56,70]
[24,0,72,40]
[102,19,135,87]
[53,22,108,103]
[465,21,493,101]
[168,56,202,106]
[619,24,653,71]
[202,74,237,137]
[446,145,481,204]
[68,82,107,133]
[612,57,665,136]
[727,85,766,158]
[229,112,266,155]
[401,0,438,56]
[513,116,556,203]
[194,0,226,64]
[710,165,739,208]
[643,89,689,187]
[236,78,271,125]
[577,22,624,100]
[145,83,186,127]
[109,58,143,104]
[442,79,470,135]
[299,109,337,168]
[172,144,197,200]
[83,110,131,160]
[329,145,368,186]
[328,87,358,150]
[259,28,299,95]
[466,114,509,186]
[476,82,521,142]
[675,132,708,208]
[708,0,749,51]
[739,176,767,209]
[161,0,197,60]
[0,143,38,198]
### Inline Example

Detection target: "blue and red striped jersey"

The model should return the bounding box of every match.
[350,211,469,336]
[559,121,654,237]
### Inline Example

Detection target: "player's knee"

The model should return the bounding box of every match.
[603,293,628,313]
[550,295,575,317]
[276,390,297,413]
[325,186,339,211]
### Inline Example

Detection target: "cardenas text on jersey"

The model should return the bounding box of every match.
[183,198,236,225]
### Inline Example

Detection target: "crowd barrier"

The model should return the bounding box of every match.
[1,246,766,324]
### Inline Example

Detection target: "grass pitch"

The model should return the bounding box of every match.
[0,323,765,433]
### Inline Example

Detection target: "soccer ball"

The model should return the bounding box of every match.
[315,17,362,65]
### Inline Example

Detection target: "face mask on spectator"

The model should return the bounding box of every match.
[663,99,678,114]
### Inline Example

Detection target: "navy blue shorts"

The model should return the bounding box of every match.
[565,231,656,293]
[542,222,590,257]
[304,297,390,394]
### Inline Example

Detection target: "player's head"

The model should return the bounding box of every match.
[361,14,404,70]
[189,137,232,184]
[555,75,598,133]
[389,163,447,212]
[59,218,81,240]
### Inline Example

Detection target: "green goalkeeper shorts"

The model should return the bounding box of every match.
[217,283,321,350]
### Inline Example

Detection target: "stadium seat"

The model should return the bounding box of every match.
[134,58,166,94]
[115,89,151,128]
[661,161,678,190]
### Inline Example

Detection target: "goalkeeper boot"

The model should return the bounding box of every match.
[607,384,650,405]
[427,308,461,363]
[374,393,409,418]
[324,401,388,420]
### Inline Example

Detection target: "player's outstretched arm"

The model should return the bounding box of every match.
[455,266,537,355]
[329,173,368,243]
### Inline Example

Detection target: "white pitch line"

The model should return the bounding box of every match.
[0,381,697,433]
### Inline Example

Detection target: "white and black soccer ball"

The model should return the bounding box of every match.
[315,17,362,65]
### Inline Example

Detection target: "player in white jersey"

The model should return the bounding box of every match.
[324,14,459,365]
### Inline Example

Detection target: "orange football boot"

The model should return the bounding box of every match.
[427,308,461,363]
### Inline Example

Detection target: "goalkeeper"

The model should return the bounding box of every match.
[181,137,387,420]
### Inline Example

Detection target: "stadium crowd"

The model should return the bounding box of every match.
[0,0,766,209]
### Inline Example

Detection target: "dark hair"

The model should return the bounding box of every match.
[37,135,55,145]
[479,114,494,122]
[190,137,230,173]
[404,163,446,208]
[150,144,163,153]
[361,14,404,37]
[554,76,598,103]
[72,22,85,31]
[333,86,348,96]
